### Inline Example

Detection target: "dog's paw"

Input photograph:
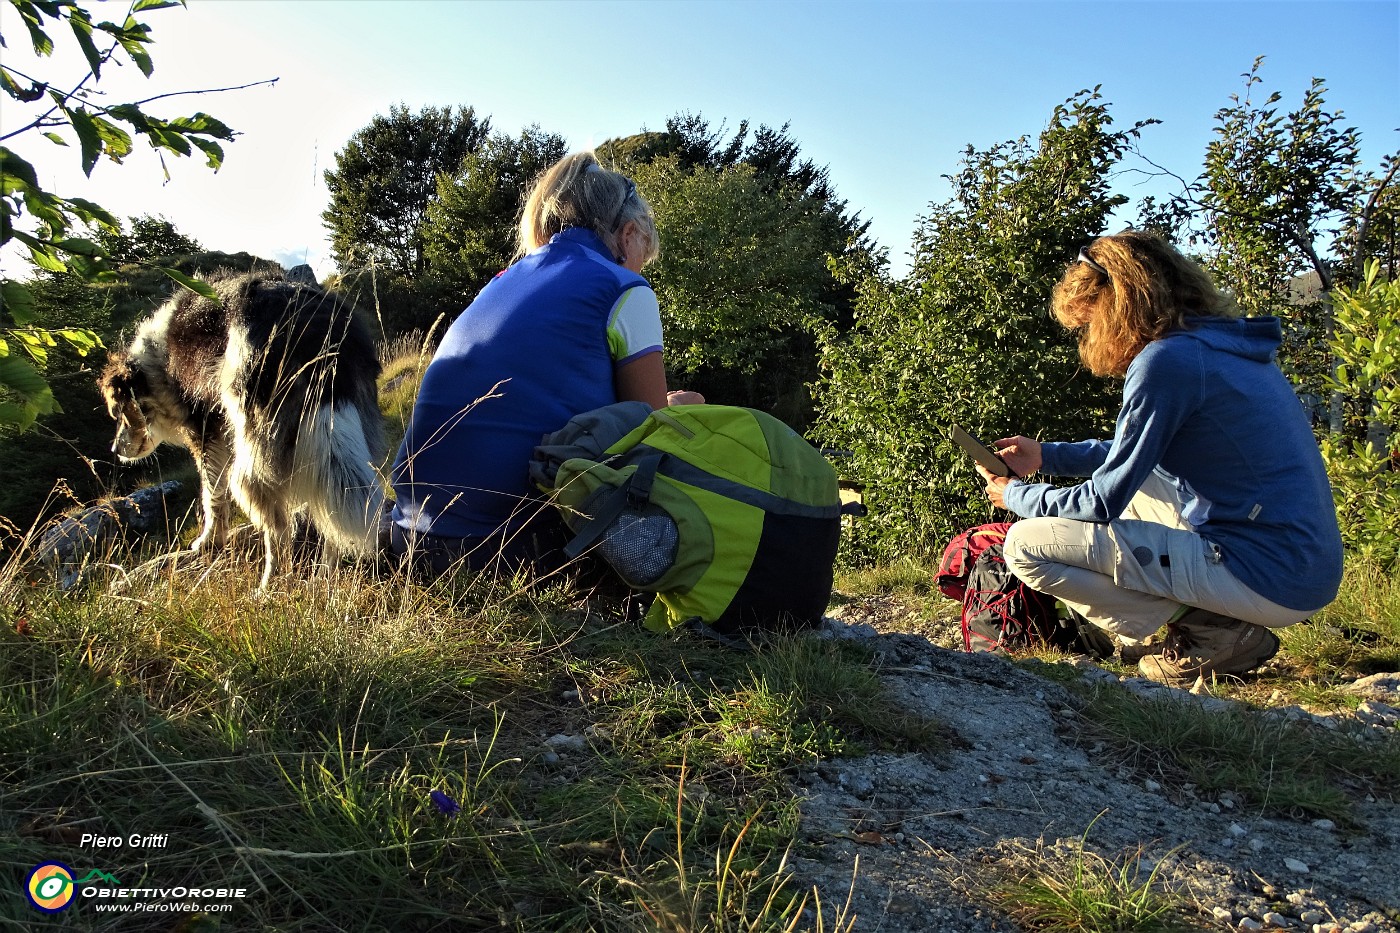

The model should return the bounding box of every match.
[188,533,223,555]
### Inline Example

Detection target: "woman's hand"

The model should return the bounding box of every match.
[993,435,1042,478]
[616,353,706,408]
[975,464,1012,509]
[616,353,706,409]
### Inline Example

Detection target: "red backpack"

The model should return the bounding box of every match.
[937,522,1112,658]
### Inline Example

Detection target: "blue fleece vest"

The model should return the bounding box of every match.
[391,228,650,539]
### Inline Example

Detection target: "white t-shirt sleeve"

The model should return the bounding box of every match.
[606,285,664,365]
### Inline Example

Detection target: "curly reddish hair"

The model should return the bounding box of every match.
[1053,230,1239,377]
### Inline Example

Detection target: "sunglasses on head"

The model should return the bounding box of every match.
[611,179,638,230]
[1076,246,1110,279]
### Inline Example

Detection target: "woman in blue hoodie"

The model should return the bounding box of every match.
[977,230,1342,684]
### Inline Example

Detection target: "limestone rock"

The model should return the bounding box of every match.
[285,263,317,285]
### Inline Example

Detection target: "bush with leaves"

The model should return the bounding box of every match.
[814,90,1145,561]
[1,0,250,432]
[1320,262,1400,570]
[325,266,460,345]
[94,212,201,264]
[422,125,567,301]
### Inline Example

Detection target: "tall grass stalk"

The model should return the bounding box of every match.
[600,766,857,933]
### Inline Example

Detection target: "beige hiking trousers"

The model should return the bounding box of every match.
[1002,471,1311,642]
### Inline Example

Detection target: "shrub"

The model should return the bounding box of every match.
[813,91,1140,561]
[1321,262,1400,569]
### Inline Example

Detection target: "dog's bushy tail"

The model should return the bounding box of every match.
[290,398,385,556]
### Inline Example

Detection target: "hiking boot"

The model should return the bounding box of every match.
[1118,634,1162,664]
[1137,609,1280,684]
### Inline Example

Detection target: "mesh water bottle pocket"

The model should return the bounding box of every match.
[599,510,679,588]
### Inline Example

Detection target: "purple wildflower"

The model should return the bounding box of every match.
[429,789,461,817]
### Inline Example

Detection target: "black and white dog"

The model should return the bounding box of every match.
[99,270,385,587]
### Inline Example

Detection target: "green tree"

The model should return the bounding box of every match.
[1339,156,1399,283]
[1,0,248,432]
[322,103,490,277]
[607,113,872,263]
[94,212,202,264]
[603,115,876,423]
[814,90,1147,560]
[1143,59,1398,438]
[610,112,862,239]
[1205,61,1363,297]
[631,157,843,423]
[1198,61,1364,428]
[422,125,566,300]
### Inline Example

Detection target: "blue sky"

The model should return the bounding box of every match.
[5,0,1397,280]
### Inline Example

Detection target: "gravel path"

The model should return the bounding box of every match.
[787,596,1400,933]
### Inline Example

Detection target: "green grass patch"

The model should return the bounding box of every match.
[1005,563,1400,835]
[989,820,1194,933]
[377,348,430,464]
[7,518,1396,930]
[1281,560,1400,679]
[592,780,857,933]
[0,546,939,930]
[833,556,936,599]
[1018,561,1400,715]
[1074,684,1400,824]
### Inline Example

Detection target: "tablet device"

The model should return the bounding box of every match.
[950,424,1015,478]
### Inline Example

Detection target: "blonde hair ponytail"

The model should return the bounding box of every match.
[516,152,658,264]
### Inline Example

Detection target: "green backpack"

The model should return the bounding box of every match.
[530,402,842,636]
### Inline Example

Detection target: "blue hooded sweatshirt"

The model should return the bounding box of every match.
[1002,316,1343,613]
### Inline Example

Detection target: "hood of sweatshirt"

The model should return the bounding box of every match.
[1171,315,1282,365]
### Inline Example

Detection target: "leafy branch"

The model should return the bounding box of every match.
[1140,58,1395,289]
[1,0,267,431]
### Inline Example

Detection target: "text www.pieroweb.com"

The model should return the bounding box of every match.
[91,900,235,913]
[82,885,246,914]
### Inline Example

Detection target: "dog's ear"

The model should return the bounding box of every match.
[100,353,145,397]
[99,355,123,399]
[98,354,147,421]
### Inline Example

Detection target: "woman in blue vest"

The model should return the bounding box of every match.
[978,231,1342,684]
[389,152,702,576]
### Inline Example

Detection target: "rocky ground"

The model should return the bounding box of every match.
[786,595,1400,933]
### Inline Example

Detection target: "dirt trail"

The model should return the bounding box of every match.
[788,597,1400,933]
